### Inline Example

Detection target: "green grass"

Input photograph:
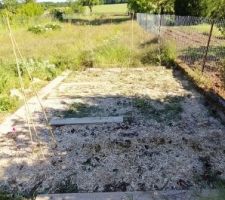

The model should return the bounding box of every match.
[133,96,183,123]
[0,13,157,120]
[178,23,224,38]
[85,3,128,15]
[62,102,103,118]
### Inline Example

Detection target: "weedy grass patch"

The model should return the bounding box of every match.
[0,14,160,118]
[62,102,103,118]
[134,96,183,123]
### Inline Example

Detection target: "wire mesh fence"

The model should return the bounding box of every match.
[137,13,225,74]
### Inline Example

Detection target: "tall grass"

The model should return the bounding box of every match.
[0,14,164,117]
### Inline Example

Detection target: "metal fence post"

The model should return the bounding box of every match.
[145,14,148,31]
[158,14,162,66]
[202,20,215,73]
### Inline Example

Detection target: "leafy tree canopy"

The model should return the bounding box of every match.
[174,0,207,17]
[80,0,101,13]
[127,0,174,14]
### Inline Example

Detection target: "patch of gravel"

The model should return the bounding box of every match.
[0,67,224,196]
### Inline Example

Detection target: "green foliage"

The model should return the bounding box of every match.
[127,0,156,13]
[79,50,95,68]
[127,0,174,14]
[28,24,61,34]
[153,0,174,14]
[0,59,60,112]
[0,95,18,112]
[134,96,183,123]
[69,0,85,13]
[63,102,102,118]
[80,0,101,13]
[174,0,207,17]
[19,59,58,81]
[50,8,65,21]
[160,41,176,66]
[205,0,225,36]
[1,0,18,12]
[141,46,160,65]
[16,3,44,17]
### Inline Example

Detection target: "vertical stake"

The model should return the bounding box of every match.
[202,20,214,73]
[132,12,134,50]
[158,9,163,66]
[145,13,148,31]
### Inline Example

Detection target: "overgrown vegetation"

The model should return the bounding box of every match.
[134,96,183,123]
[0,59,60,113]
[28,24,61,34]
[0,191,24,200]
[62,102,103,118]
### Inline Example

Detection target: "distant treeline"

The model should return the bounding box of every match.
[39,0,128,8]
[103,0,128,4]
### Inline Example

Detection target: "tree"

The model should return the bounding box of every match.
[80,0,101,13]
[205,0,225,18]
[68,0,85,14]
[174,0,207,17]
[151,0,174,14]
[127,0,156,13]
[205,0,225,35]
[2,0,18,12]
[16,2,44,17]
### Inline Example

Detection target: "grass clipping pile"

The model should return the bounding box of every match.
[0,67,225,196]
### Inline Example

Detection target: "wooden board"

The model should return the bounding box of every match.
[50,116,124,126]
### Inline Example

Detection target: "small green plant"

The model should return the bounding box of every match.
[62,102,102,118]
[55,178,78,193]
[28,25,46,34]
[79,50,95,68]
[45,23,61,30]
[19,59,58,81]
[28,24,61,34]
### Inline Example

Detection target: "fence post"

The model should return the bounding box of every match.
[158,13,162,66]
[145,14,148,31]
[202,20,215,73]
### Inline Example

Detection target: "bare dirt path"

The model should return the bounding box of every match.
[0,67,224,196]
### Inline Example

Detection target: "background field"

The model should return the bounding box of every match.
[86,3,128,14]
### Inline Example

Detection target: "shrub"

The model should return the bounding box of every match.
[19,59,58,81]
[79,50,95,68]
[70,1,85,14]
[0,95,19,112]
[28,24,62,34]
[50,8,65,21]
[127,0,156,13]
[160,41,177,66]
[53,54,81,71]
[45,23,61,30]
[16,3,44,17]
[28,25,46,34]
[141,46,160,65]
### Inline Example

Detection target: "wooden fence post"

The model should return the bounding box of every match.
[202,20,215,73]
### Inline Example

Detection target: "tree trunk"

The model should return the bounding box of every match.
[89,5,93,14]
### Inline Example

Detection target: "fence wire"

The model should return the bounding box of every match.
[137,13,225,74]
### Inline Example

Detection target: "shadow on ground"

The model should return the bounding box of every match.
[0,68,225,199]
[64,15,130,26]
